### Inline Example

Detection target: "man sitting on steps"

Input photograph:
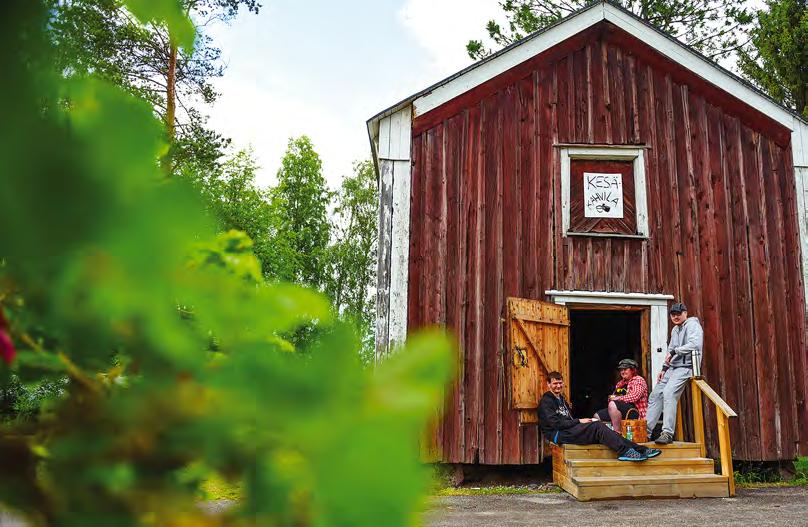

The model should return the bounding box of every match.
[538,371,661,462]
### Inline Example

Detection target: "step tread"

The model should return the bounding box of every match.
[573,473,727,486]
[561,441,700,450]
[568,457,713,467]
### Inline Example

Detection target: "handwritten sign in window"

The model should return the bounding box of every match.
[583,172,623,218]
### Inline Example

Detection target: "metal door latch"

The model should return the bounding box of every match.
[514,346,528,367]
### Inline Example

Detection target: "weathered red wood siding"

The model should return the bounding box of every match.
[407,21,807,463]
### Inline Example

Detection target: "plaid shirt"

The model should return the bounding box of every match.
[614,375,648,418]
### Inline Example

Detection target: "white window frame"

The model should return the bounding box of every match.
[559,145,649,238]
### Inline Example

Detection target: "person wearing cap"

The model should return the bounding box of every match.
[592,358,648,431]
[645,302,704,445]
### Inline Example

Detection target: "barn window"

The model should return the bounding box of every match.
[559,146,648,238]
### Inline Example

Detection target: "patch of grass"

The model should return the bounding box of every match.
[734,457,808,488]
[794,456,808,483]
[435,484,562,496]
[736,481,799,489]
[430,464,456,491]
[200,474,243,501]
[734,469,780,486]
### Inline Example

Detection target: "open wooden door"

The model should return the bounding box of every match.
[506,297,570,425]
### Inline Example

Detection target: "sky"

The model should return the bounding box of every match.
[206,0,504,188]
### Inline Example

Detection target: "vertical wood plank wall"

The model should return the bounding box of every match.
[406,24,808,463]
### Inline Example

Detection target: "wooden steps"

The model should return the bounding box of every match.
[567,457,715,477]
[552,442,731,501]
[561,441,703,459]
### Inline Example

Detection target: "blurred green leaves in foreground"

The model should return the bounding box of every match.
[0,1,454,525]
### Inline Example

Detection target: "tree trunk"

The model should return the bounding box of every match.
[166,40,178,140]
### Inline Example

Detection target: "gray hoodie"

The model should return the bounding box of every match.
[667,316,703,369]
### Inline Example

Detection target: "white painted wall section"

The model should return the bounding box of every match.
[795,166,808,325]
[374,107,412,361]
[791,118,808,328]
[650,304,671,387]
[388,158,412,348]
[375,158,394,359]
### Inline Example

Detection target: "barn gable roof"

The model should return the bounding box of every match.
[367,0,808,164]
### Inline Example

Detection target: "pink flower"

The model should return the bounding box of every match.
[0,326,16,365]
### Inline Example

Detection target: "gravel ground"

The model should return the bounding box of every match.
[3,487,805,526]
[0,512,25,527]
[423,487,808,527]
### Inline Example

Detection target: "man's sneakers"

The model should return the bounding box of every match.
[617,448,647,462]
[617,447,663,461]
[655,431,674,445]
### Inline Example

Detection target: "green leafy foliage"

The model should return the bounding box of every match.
[123,0,195,49]
[267,137,333,289]
[183,149,277,272]
[325,161,379,363]
[182,145,379,360]
[0,2,454,525]
[47,0,257,171]
[467,0,755,61]
[738,0,808,117]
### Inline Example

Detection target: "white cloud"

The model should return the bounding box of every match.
[209,74,368,189]
[398,0,502,75]
[204,6,375,189]
[204,1,504,190]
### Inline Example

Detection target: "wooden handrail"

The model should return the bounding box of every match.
[691,377,737,497]
[693,379,737,417]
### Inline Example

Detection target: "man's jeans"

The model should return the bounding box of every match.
[646,367,692,436]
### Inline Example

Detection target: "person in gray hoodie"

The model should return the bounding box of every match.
[645,302,704,444]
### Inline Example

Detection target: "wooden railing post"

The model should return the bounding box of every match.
[674,403,684,442]
[717,412,735,496]
[691,379,706,457]
[691,378,737,497]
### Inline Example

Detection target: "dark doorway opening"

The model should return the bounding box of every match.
[569,309,643,419]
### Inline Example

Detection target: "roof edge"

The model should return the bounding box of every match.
[367,1,604,129]
[367,0,805,139]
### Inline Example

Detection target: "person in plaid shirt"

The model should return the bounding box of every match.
[592,358,648,431]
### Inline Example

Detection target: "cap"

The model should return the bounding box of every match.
[617,358,639,369]
[669,302,687,314]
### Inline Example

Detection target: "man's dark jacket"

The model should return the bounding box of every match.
[537,390,636,455]
[538,391,577,436]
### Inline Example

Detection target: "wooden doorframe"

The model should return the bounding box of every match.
[544,290,673,389]
[563,304,651,382]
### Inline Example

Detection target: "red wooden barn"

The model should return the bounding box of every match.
[368,1,808,464]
